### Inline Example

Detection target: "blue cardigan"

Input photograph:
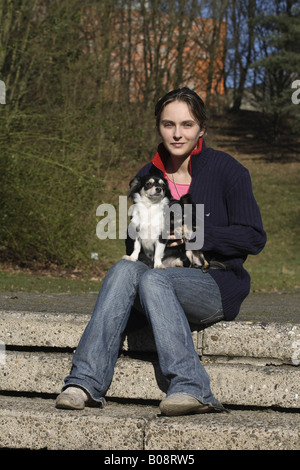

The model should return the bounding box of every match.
[127,139,267,320]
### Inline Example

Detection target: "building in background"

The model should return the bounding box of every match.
[84,6,226,107]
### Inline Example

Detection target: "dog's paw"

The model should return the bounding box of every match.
[174,260,184,267]
[122,255,137,262]
[154,263,166,269]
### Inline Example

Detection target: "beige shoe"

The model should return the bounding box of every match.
[55,387,87,410]
[159,393,213,416]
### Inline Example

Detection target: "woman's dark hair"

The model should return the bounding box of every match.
[155,87,207,131]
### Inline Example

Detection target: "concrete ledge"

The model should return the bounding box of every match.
[1,310,300,363]
[0,310,91,349]
[0,396,299,450]
[1,310,299,409]
[144,408,300,451]
[204,321,300,365]
[1,352,299,408]
[0,396,154,450]
[1,305,300,451]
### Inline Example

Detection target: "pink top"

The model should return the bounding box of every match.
[166,175,190,200]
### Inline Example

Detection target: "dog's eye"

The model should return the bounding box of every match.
[145,182,153,189]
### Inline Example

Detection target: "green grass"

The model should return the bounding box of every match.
[243,159,300,291]
[0,269,101,293]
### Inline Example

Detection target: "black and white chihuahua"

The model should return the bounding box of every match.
[122,175,171,269]
[123,174,228,271]
[165,193,228,272]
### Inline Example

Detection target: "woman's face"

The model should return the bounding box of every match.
[158,100,204,159]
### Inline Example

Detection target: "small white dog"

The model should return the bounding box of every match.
[122,175,171,269]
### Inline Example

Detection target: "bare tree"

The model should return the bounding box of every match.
[0,0,38,109]
[226,0,257,111]
[205,0,229,107]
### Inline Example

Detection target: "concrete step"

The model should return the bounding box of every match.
[1,350,299,408]
[1,305,300,451]
[0,395,299,450]
[1,309,300,409]
[1,309,300,363]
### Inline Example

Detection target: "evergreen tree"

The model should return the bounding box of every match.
[250,0,300,138]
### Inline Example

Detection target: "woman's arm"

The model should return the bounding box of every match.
[202,171,267,257]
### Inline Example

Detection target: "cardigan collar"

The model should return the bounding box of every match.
[151,138,209,176]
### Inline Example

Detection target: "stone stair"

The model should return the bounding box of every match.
[0,306,299,450]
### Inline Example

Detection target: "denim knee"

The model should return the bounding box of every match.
[107,259,148,287]
[139,269,173,304]
[140,268,171,289]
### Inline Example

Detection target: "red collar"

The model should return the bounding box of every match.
[151,138,203,176]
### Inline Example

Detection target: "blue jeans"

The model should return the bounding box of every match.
[63,260,224,409]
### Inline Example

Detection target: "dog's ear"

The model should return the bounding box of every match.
[128,176,141,198]
[180,194,194,205]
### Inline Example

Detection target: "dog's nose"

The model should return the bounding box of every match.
[155,186,162,193]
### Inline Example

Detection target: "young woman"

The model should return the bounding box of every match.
[56,88,266,415]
